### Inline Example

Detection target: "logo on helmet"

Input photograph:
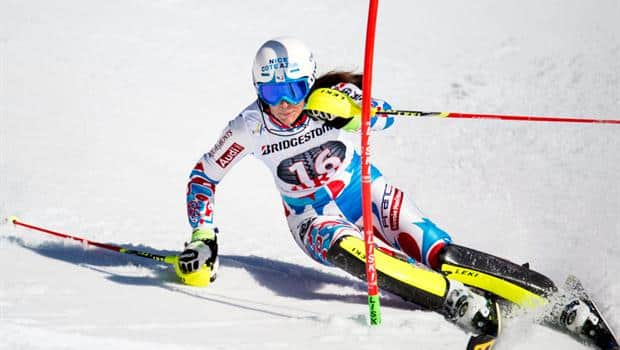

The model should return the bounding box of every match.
[261,57,289,73]
[253,37,316,88]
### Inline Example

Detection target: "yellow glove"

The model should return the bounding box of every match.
[174,227,218,287]
[305,88,376,132]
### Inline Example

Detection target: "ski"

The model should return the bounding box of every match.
[466,334,497,350]
[557,275,619,350]
[466,301,501,350]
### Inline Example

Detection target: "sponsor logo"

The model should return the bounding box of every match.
[351,246,366,260]
[207,129,233,158]
[445,267,480,279]
[389,189,403,230]
[250,123,263,135]
[261,124,333,155]
[260,57,302,78]
[381,185,403,231]
[179,250,198,260]
[216,143,245,168]
[261,57,289,73]
[335,83,363,103]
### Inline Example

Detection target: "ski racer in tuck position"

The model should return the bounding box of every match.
[175,36,617,348]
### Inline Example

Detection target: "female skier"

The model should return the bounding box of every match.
[174,36,499,337]
[173,35,614,348]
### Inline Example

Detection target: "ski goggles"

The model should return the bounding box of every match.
[257,78,310,106]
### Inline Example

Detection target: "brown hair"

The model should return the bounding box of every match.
[312,71,363,91]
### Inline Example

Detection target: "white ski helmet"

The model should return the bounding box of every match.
[252,36,317,92]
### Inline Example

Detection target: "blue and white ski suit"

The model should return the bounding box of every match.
[186,83,452,268]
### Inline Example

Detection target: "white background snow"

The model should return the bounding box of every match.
[1,1,619,349]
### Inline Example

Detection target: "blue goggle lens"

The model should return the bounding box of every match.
[258,79,309,106]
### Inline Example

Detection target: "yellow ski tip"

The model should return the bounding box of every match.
[6,216,20,224]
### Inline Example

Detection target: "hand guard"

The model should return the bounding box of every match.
[305,88,372,132]
[178,241,210,273]
[178,228,219,274]
[306,110,360,131]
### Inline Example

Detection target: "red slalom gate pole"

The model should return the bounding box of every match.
[7,216,176,264]
[361,0,381,326]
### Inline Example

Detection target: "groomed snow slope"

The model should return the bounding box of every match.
[1,1,619,349]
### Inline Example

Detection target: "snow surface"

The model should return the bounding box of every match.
[1,1,619,349]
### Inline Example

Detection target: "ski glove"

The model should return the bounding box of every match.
[178,228,218,274]
[306,109,361,131]
[305,87,374,132]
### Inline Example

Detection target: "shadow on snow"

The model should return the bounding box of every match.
[5,235,415,316]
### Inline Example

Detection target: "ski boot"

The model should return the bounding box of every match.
[443,279,500,337]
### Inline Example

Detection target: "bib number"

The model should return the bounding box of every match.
[277,141,346,190]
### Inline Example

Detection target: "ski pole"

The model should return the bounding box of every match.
[6,216,177,264]
[306,88,620,125]
[376,109,620,124]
